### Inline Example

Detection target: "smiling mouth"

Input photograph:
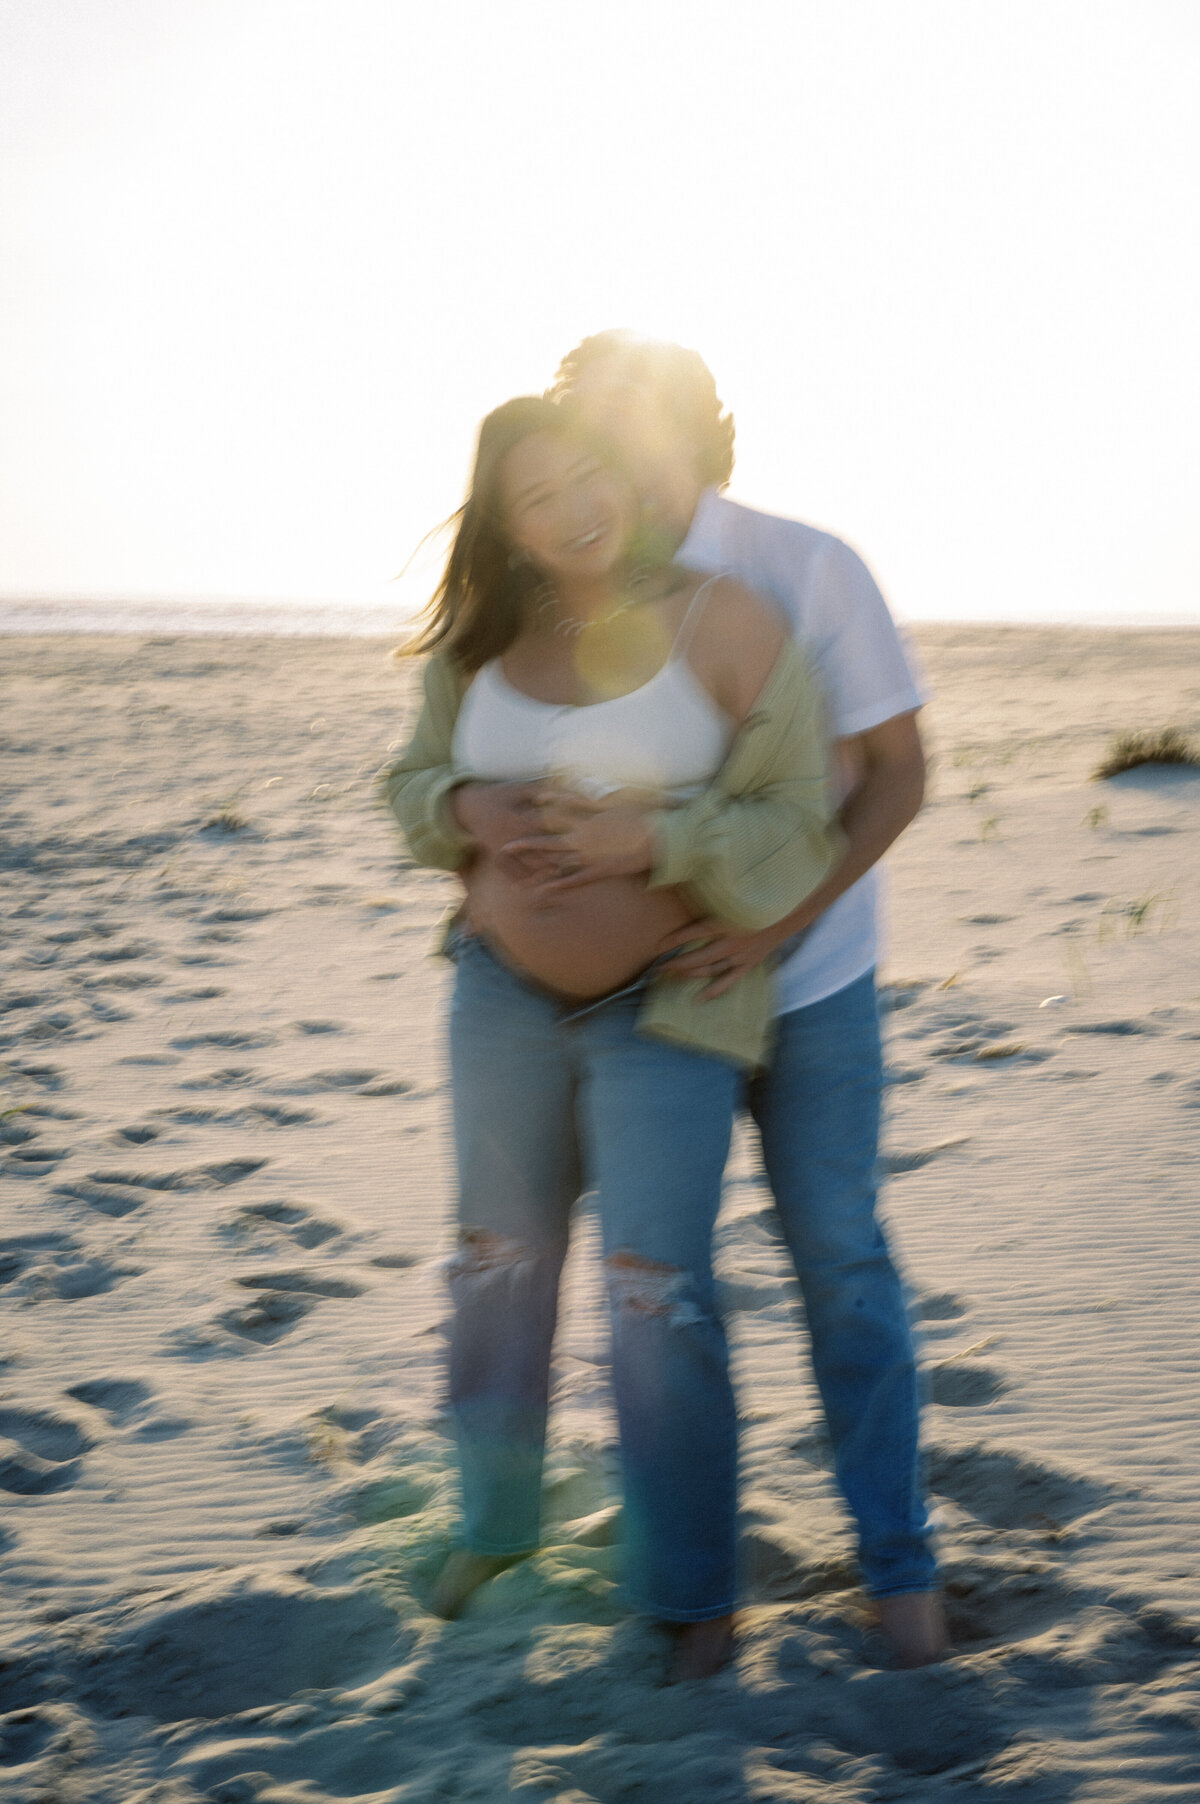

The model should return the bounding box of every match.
[565,523,609,553]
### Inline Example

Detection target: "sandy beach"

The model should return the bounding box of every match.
[1,622,1199,1803]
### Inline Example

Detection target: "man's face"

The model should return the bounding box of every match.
[566,354,702,532]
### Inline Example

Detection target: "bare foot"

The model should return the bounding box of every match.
[871,1590,951,1668]
[666,1613,737,1682]
[429,1549,525,1620]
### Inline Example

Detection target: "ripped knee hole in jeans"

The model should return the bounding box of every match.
[605,1249,704,1328]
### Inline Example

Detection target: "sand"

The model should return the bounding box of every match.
[1,623,1198,1803]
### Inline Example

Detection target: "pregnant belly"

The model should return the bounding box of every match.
[463,856,693,999]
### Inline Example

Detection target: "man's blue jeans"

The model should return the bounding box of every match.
[447,931,741,1622]
[748,969,937,1596]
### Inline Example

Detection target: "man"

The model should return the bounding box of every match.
[550,330,947,1668]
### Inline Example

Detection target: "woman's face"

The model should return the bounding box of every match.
[498,430,637,586]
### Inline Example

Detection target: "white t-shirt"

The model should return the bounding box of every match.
[678,489,929,1014]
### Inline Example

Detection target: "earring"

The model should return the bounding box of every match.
[507,547,532,572]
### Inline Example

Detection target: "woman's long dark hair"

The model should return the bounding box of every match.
[407,395,582,673]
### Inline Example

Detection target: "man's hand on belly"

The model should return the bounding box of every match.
[658,911,814,998]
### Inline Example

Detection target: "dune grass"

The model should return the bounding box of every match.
[202,801,252,833]
[1093,726,1200,780]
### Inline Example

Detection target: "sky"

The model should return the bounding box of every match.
[2,0,1198,625]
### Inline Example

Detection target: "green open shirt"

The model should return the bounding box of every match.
[381,638,843,1069]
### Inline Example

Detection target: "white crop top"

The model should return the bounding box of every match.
[452,576,732,798]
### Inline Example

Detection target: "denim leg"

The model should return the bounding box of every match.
[748,972,936,1596]
[448,937,581,1555]
[574,997,741,1622]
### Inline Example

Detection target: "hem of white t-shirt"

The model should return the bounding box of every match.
[832,686,930,740]
[773,950,878,1017]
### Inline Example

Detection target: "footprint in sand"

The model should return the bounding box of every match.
[222,1200,346,1250]
[927,1441,1112,1533]
[0,990,46,1017]
[169,1030,277,1051]
[53,1159,265,1217]
[63,1376,189,1441]
[4,1062,67,1093]
[1,1118,71,1180]
[51,1178,147,1218]
[943,1546,1198,1696]
[1065,1018,1164,1037]
[927,1025,1020,1059]
[0,1404,93,1495]
[928,1358,1009,1407]
[65,1377,152,1423]
[78,969,161,992]
[0,1231,81,1287]
[1001,1603,1200,1689]
[213,1289,318,1344]
[84,939,160,965]
[741,1521,858,1603]
[199,902,273,923]
[13,1247,144,1302]
[232,1269,365,1299]
[1,1139,71,1177]
[156,1102,317,1128]
[913,1289,969,1322]
[266,1068,383,1096]
[178,1066,262,1090]
[879,1137,971,1175]
[307,1402,418,1478]
[70,1574,405,1722]
[214,1269,365,1346]
[943,1551,1087,1647]
[108,1123,162,1145]
[85,1158,267,1192]
[0,1704,96,1791]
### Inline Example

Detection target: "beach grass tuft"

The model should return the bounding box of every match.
[203,802,252,833]
[1093,727,1200,779]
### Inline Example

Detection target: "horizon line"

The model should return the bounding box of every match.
[2,592,1199,631]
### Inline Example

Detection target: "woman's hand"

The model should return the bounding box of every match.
[450,780,546,853]
[501,785,658,894]
[659,913,813,998]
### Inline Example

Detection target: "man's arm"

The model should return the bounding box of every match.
[662,709,925,994]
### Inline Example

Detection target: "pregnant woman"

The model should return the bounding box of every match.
[385,395,839,1676]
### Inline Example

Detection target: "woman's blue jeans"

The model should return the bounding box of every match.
[747,970,936,1597]
[447,930,741,1622]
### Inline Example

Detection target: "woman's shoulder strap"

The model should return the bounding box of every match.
[670,571,728,660]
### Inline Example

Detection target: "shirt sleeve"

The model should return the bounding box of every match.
[379,655,475,871]
[809,537,931,739]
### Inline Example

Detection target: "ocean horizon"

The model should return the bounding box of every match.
[2,596,1198,637]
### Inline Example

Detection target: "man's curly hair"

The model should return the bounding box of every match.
[551,329,735,489]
